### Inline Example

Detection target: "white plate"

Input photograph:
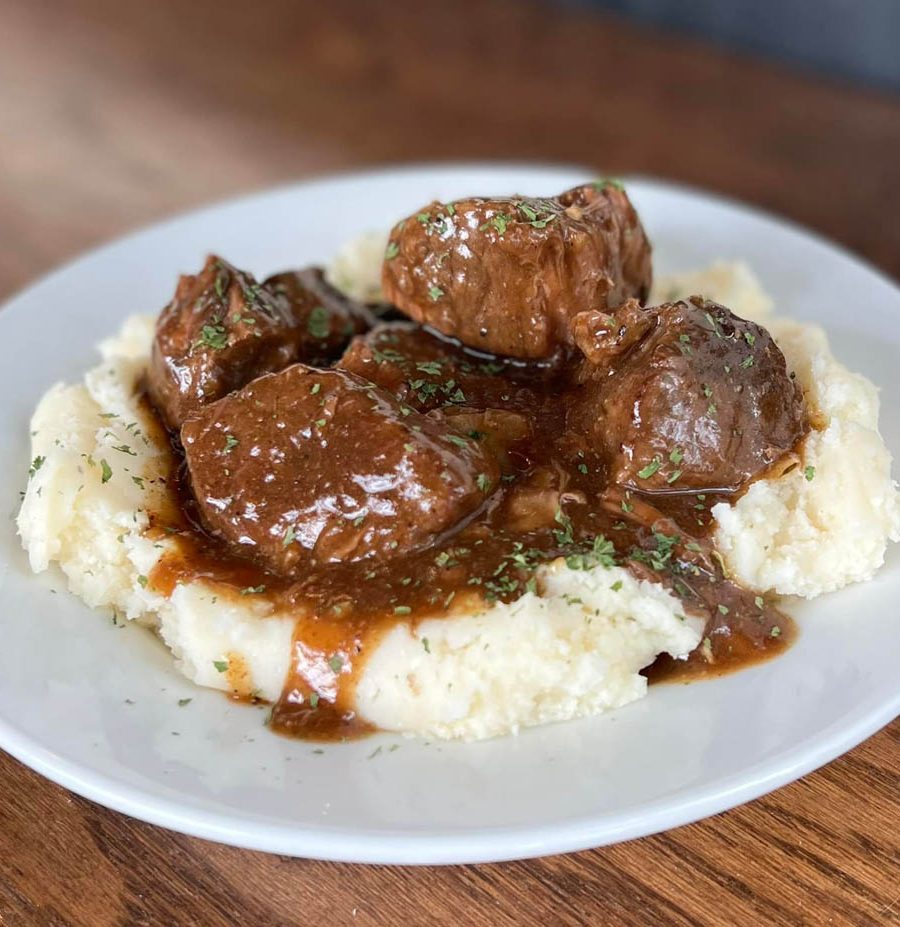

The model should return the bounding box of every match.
[1,164,898,865]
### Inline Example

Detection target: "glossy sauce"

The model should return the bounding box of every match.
[144,320,799,741]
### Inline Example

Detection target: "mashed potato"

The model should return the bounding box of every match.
[17,253,900,740]
[652,265,900,597]
[18,316,701,740]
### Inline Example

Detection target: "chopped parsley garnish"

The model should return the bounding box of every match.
[100,458,113,484]
[754,596,765,609]
[223,434,239,453]
[131,476,145,489]
[196,321,228,350]
[393,605,411,615]
[743,331,756,346]
[566,534,617,571]
[415,360,443,376]
[480,213,510,235]
[422,637,431,653]
[28,455,46,478]
[630,532,679,572]
[666,469,683,484]
[384,241,400,260]
[310,383,321,395]
[516,202,539,221]
[553,508,574,546]
[446,434,469,449]
[329,654,343,673]
[804,465,816,481]
[770,626,782,638]
[136,575,148,588]
[309,692,320,709]
[669,447,684,465]
[637,457,661,479]
[178,698,192,707]
[428,285,444,301]
[740,355,755,369]
[112,444,136,456]
[213,659,228,673]
[717,604,730,615]
[371,347,405,365]
[240,585,266,595]
[476,473,492,493]
[214,272,227,300]
[307,306,330,340]
[283,524,296,547]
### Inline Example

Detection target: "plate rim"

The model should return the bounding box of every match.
[1,161,898,865]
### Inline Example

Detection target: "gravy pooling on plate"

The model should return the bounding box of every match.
[144,181,806,740]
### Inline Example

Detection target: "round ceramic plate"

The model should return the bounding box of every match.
[1,164,898,865]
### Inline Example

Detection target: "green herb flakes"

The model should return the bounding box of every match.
[307,306,330,340]
[28,455,46,478]
[637,457,661,479]
[196,321,228,350]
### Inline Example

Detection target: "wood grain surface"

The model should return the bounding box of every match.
[1,1,898,924]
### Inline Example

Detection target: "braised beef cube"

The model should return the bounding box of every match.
[381,181,652,359]
[180,364,499,572]
[338,322,541,414]
[264,267,376,365]
[570,297,806,492]
[147,256,305,430]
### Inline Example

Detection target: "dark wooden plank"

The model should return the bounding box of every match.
[1,1,898,924]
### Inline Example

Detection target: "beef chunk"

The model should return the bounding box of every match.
[147,256,302,430]
[264,267,376,365]
[148,258,376,430]
[570,297,806,492]
[180,364,499,572]
[338,322,544,415]
[381,181,652,359]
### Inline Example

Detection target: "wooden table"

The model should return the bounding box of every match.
[1,1,898,923]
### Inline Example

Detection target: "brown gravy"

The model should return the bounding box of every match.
[143,324,799,742]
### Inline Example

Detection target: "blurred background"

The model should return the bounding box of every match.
[1,0,898,298]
